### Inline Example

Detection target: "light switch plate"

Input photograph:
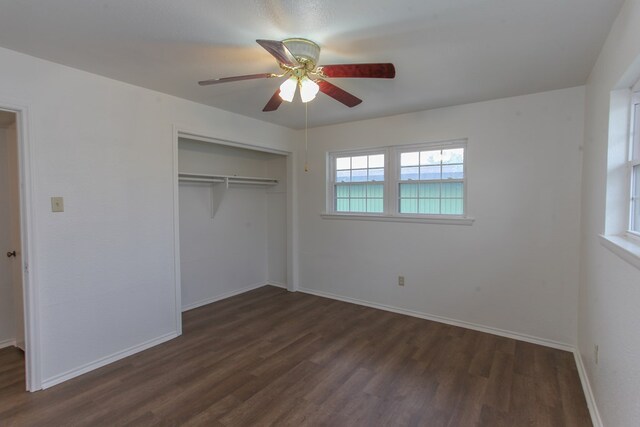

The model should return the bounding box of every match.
[51,197,64,212]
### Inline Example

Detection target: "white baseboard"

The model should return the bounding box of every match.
[41,331,178,389]
[573,350,603,427]
[266,281,287,289]
[297,287,574,352]
[0,338,16,349]
[182,282,279,312]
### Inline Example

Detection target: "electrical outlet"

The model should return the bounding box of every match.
[594,344,599,365]
[398,275,405,286]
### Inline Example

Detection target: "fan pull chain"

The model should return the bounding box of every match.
[304,102,309,172]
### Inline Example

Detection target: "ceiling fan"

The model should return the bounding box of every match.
[198,38,396,112]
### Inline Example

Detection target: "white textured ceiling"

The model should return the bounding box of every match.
[0,0,623,129]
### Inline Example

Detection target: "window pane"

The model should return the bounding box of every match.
[352,155,368,169]
[335,184,350,197]
[420,165,441,180]
[333,152,385,215]
[442,148,464,164]
[367,184,384,198]
[442,164,464,179]
[441,182,463,198]
[336,170,351,182]
[367,199,384,213]
[633,165,640,232]
[350,183,366,198]
[401,152,419,166]
[336,198,350,212]
[441,198,463,215]
[419,183,440,198]
[350,198,367,212]
[351,169,368,182]
[420,150,441,165]
[400,183,418,198]
[369,154,384,168]
[401,167,419,180]
[336,157,351,170]
[418,199,440,214]
[633,103,640,162]
[369,168,384,181]
[400,198,418,213]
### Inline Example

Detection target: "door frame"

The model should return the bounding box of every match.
[0,101,40,391]
[171,126,298,335]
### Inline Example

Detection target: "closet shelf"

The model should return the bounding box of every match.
[179,173,278,186]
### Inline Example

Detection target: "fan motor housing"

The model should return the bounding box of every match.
[283,38,321,69]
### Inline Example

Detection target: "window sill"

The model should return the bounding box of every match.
[599,234,640,271]
[320,212,475,225]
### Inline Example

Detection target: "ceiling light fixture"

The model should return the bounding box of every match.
[299,76,319,103]
[279,76,297,102]
[279,75,320,103]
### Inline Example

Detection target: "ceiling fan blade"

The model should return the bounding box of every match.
[263,89,284,112]
[256,39,299,67]
[320,63,396,79]
[317,79,362,108]
[198,73,274,86]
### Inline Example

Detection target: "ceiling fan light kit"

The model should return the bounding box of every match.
[299,76,320,103]
[279,76,297,102]
[198,37,395,112]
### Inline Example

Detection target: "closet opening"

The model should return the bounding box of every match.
[173,132,292,325]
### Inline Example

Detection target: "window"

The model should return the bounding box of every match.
[327,140,469,223]
[630,91,640,235]
[398,147,465,215]
[333,152,385,213]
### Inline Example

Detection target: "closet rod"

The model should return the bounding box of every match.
[178,173,278,186]
[179,177,226,183]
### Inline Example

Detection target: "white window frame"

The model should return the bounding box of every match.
[327,148,389,216]
[599,80,640,271]
[324,139,473,225]
[393,140,468,219]
[628,88,640,239]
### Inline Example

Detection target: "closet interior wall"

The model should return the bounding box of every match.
[177,138,287,311]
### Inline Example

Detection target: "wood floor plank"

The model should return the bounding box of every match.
[482,350,514,413]
[0,286,592,426]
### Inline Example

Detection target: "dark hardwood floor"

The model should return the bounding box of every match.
[0,286,591,426]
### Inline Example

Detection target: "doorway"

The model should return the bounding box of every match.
[0,106,36,391]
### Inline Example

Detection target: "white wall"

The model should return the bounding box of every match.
[298,86,585,347]
[579,0,640,425]
[0,128,16,347]
[266,156,288,286]
[178,139,287,309]
[0,46,296,387]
